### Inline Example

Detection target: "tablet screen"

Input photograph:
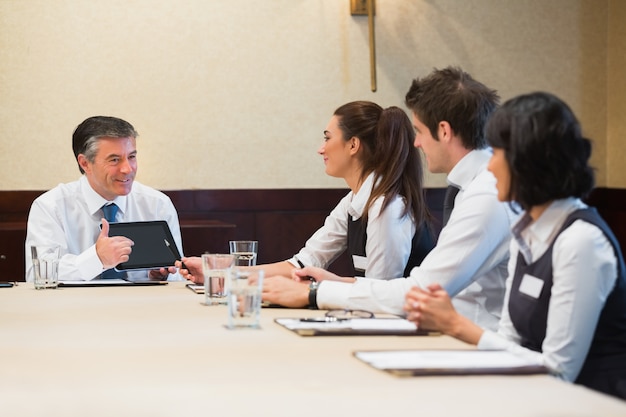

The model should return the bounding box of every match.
[107,221,181,271]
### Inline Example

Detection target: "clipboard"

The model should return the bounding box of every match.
[353,349,549,376]
[59,279,168,287]
[186,282,204,293]
[274,317,437,336]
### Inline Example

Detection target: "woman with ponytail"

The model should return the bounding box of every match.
[181,101,434,283]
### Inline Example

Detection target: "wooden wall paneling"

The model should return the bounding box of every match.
[5,187,623,282]
[0,225,27,281]
[254,211,352,276]
[178,220,236,257]
[255,212,322,263]
[586,188,626,251]
[0,191,43,222]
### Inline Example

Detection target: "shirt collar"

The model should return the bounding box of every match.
[446,148,492,191]
[79,175,128,217]
[348,171,377,220]
[511,197,586,262]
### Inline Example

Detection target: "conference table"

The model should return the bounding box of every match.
[1,282,624,416]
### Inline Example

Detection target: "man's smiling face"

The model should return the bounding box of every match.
[79,136,137,200]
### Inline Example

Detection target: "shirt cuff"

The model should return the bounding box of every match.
[317,280,353,310]
[77,245,106,281]
[477,329,510,350]
[167,272,185,281]
[286,257,301,268]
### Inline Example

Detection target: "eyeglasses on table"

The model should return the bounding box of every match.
[300,309,374,322]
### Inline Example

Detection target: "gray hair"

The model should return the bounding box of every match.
[72,116,138,174]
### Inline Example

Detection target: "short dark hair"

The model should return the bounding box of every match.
[405,66,499,149]
[72,116,138,174]
[485,92,595,211]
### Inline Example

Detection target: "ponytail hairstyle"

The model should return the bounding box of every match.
[334,101,431,226]
[368,106,431,227]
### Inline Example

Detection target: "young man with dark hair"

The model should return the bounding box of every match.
[258,66,516,330]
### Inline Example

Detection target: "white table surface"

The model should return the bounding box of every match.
[1,282,624,416]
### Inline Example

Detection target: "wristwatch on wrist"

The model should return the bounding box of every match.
[308,280,319,309]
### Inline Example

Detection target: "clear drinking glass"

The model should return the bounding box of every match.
[226,268,264,329]
[201,253,235,305]
[31,245,60,290]
[229,241,258,267]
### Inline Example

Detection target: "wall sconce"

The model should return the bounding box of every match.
[351,0,376,92]
[350,0,375,15]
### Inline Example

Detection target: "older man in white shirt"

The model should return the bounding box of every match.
[25,116,183,282]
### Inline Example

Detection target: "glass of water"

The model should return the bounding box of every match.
[31,245,60,290]
[227,268,264,329]
[201,253,234,306]
[229,240,258,267]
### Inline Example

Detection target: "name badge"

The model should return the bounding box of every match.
[352,255,368,273]
[519,274,544,299]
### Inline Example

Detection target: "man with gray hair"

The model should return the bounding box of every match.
[25,116,183,282]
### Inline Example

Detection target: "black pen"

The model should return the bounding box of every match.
[164,239,188,271]
[299,317,341,322]
[295,257,315,282]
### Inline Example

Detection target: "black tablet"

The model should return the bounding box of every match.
[106,221,182,271]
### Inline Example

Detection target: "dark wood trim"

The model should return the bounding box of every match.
[2,187,624,281]
[586,188,626,251]
[0,188,372,281]
[586,187,626,210]
[0,191,44,222]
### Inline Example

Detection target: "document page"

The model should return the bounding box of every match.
[59,279,167,287]
[274,317,433,336]
[354,350,548,376]
[59,279,130,286]
[277,318,416,331]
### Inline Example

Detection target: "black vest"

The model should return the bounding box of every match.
[346,216,435,277]
[508,208,626,399]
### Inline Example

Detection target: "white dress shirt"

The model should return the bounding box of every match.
[318,149,515,331]
[289,172,416,280]
[479,198,618,382]
[25,176,183,282]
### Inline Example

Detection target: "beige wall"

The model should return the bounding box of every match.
[608,0,626,188]
[0,0,620,190]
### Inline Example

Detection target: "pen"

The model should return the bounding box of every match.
[294,257,315,282]
[299,317,341,322]
[164,239,188,271]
